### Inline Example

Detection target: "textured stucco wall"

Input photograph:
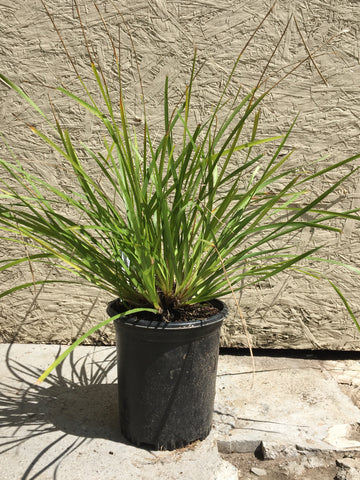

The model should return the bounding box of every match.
[0,0,359,349]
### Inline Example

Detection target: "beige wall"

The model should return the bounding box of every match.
[0,0,359,349]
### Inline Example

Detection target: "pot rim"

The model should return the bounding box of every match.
[107,298,227,330]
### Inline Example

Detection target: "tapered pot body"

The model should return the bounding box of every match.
[107,299,226,450]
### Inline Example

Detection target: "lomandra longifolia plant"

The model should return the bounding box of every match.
[0,1,359,381]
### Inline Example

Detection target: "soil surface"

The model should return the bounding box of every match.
[109,299,222,323]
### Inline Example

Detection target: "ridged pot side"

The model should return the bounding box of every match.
[107,299,226,450]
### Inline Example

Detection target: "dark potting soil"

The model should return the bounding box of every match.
[113,299,221,323]
[167,302,221,323]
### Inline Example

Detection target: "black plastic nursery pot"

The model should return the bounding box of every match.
[107,299,227,451]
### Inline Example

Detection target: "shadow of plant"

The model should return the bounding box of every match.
[0,344,131,479]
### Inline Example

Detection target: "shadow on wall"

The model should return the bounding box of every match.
[0,345,130,479]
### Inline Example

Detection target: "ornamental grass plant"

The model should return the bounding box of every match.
[0,1,359,381]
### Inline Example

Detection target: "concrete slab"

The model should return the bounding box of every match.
[1,345,360,479]
[0,344,237,480]
[214,354,360,454]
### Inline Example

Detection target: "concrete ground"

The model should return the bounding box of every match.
[1,344,360,479]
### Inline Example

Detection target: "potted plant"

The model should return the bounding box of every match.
[0,2,359,450]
